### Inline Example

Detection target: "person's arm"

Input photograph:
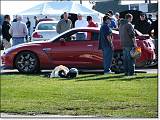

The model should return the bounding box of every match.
[23,24,28,36]
[56,22,61,34]
[128,24,137,47]
[148,22,154,36]
[107,34,112,42]
[70,20,73,29]
[9,25,13,36]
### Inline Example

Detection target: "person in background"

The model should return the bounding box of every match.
[148,14,153,24]
[106,10,116,29]
[26,17,31,37]
[2,15,12,49]
[134,13,150,34]
[75,13,88,28]
[119,13,137,76]
[34,16,39,30]
[98,15,113,74]
[87,16,98,27]
[75,13,88,40]
[13,15,17,22]
[10,15,28,46]
[115,12,121,29]
[56,12,72,34]
[107,10,116,21]
[148,14,158,57]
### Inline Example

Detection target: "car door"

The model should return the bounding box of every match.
[45,29,97,69]
[90,31,103,69]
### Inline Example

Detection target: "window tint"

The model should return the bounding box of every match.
[38,23,57,30]
[92,32,99,41]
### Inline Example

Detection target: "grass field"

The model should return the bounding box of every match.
[0,73,158,118]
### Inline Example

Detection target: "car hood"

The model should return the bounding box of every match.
[17,41,49,47]
[4,41,49,52]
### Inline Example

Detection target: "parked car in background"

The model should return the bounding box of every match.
[0,14,4,50]
[1,27,156,73]
[31,21,58,41]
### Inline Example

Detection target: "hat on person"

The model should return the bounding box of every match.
[77,13,82,16]
[115,12,120,16]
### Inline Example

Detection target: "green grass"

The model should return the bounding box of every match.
[0,73,158,118]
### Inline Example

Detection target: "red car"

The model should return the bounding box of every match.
[1,27,156,73]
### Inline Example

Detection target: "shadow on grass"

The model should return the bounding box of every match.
[0,71,50,76]
[76,74,158,82]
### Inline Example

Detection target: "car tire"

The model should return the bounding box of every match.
[111,51,124,74]
[135,61,146,68]
[15,51,39,73]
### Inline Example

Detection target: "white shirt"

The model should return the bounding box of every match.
[10,21,28,37]
[75,20,88,28]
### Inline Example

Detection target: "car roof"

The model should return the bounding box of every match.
[38,21,59,24]
[69,27,100,31]
[64,27,119,34]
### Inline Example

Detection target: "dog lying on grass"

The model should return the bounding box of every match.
[50,65,78,78]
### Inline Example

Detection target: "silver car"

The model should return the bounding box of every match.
[31,21,59,41]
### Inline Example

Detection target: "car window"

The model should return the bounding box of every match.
[92,32,99,41]
[38,23,57,30]
[63,31,99,42]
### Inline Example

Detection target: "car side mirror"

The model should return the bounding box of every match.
[60,38,65,45]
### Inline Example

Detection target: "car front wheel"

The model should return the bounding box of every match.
[15,51,39,73]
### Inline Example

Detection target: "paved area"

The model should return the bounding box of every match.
[1,113,95,118]
[0,68,158,74]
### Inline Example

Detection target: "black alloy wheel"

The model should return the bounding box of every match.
[15,51,39,73]
[111,51,124,74]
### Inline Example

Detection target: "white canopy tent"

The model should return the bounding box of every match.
[18,1,104,33]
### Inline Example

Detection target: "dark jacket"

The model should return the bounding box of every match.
[134,19,150,34]
[119,19,135,48]
[2,21,12,41]
[56,19,72,34]
[98,22,112,50]
[148,20,158,39]
[26,20,31,28]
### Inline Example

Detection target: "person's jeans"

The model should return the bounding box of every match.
[27,28,31,36]
[103,47,113,73]
[12,37,25,46]
[2,38,11,50]
[123,47,135,76]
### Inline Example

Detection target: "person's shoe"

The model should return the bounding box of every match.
[104,71,114,74]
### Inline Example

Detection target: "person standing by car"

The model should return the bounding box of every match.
[13,15,17,22]
[119,13,137,76]
[148,14,158,57]
[26,17,31,42]
[75,13,88,28]
[2,15,12,49]
[106,10,117,29]
[134,13,150,34]
[26,17,31,37]
[98,15,113,74]
[87,16,98,27]
[33,16,39,31]
[75,13,88,40]
[9,15,28,46]
[56,12,72,34]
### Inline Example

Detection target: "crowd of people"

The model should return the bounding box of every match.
[1,10,158,76]
[98,10,158,76]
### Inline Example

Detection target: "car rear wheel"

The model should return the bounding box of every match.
[15,51,39,73]
[111,51,124,74]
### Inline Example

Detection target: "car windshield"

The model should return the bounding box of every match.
[38,23,57,30]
